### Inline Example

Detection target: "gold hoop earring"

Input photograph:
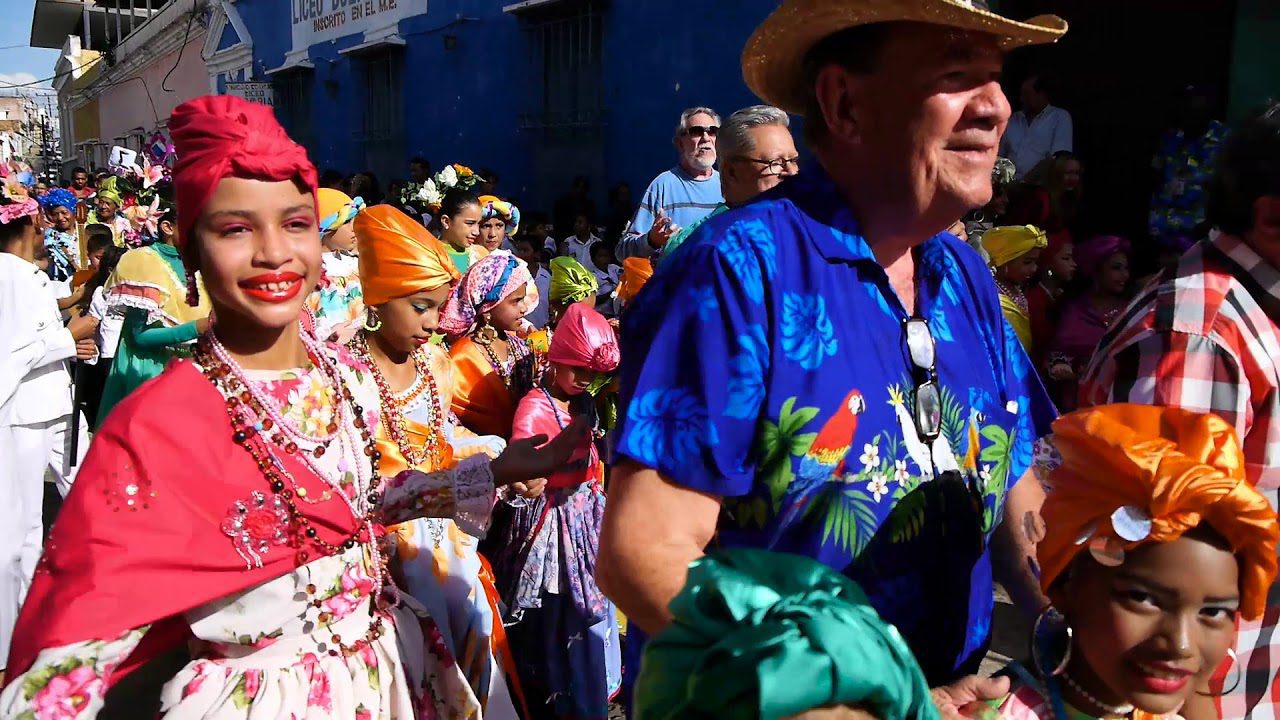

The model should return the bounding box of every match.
[363,309,382,332]
[1032,606,1072,677]
[1197,647,1242,697]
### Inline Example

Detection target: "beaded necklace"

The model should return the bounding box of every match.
[195,328,393,658]
[994,276,1030,314]
[348,332,446,472]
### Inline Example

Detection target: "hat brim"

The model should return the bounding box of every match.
[743,0,1068,115]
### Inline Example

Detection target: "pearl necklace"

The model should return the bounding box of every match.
[1061,672,1134,717]
[196,328,394,657]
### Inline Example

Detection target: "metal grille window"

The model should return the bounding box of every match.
[273,72,313,150]
[354,50,404,180]
[517,0,605,136]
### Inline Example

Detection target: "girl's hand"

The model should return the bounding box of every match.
[511,478,548,499]
[1047,361,1075,381]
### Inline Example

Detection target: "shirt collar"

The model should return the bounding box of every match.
[781,167,959,284]
[1210,232,1280,316]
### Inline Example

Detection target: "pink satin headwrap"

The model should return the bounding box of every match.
[548,303,619,373]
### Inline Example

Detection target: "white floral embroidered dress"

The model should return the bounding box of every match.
[0,347,495,720]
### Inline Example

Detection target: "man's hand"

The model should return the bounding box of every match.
[67,313,98,342]
[75,338,98,360]
[931,674,1010,719]
[511,478,547,499]
[646,207,677,249]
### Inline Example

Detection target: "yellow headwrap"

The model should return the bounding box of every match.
[1041,405,1279,620]
[355,204,459,306]
[550,256,599,305]
[981,225,1048,268]
[615,257,654,306]
[317,188,364,233]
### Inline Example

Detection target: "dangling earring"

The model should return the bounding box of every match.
[1032,606,1073,677]
[363,308,383,332]
[185,269,200,307]
[1197,647,1242,697]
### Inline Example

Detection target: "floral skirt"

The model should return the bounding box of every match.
[159,598,480,719]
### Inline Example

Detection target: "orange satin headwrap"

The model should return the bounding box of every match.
[355,204,459,306]
[615,257,654,305]
[169,95,318,253]
[1040,405,1279,620]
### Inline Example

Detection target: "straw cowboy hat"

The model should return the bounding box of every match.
[743,0,1068,114]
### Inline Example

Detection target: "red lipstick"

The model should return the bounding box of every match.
[1129,661,1193,694]
[239,271,304,303]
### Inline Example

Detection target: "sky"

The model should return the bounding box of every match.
[0,2,61,91]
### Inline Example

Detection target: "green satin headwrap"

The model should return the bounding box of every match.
[549,256,598,305]
[636,548,939,720]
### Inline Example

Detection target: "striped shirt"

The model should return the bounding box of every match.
[616,166,722,260]
[1081,231,1280,719]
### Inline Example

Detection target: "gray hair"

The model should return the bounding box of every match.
[674,106,722,138]
[717,105,790,160]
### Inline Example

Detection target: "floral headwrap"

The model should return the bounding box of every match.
[1040,405,1279,620]
[479,194,520,237]
[0,198,39,225]
[437,250,535,338]
[549,256,599,305]
[548,303,619,373]
[38,188,78,214]
[636,548,938,720]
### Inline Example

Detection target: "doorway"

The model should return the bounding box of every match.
[1000,0,1238,242]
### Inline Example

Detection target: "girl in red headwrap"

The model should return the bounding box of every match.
[0,96,581,720]
[492,303,622,719]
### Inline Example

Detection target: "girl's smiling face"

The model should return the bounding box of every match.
[1053,527,1241,717]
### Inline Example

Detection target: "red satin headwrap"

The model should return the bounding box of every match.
[169,96,318,251]
[548,303,620,373]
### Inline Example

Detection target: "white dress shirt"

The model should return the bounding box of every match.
[88,286,123,362]
[562,234,602,267]
[1000,104,1073,178]
[526,264,552,329]
[0,253,75,426]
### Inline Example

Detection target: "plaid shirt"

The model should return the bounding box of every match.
[1082,232,1280,719]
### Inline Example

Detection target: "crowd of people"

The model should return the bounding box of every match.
[1,1,1279,720]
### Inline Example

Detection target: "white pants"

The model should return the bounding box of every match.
[0,415,88,667]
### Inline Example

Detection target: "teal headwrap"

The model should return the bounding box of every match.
[636,548,939,720]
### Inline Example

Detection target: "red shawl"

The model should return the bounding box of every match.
[4,359,363,685]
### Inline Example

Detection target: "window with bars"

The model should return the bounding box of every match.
[354,49,405,180]
[517,0,606,137]
[272,72,314,150]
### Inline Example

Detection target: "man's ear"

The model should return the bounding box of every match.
[814,64,867,146]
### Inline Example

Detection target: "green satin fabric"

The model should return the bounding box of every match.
[635,548,939,720]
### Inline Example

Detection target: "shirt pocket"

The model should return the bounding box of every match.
[968,402,1021,535]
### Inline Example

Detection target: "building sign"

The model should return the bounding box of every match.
[225,82,275,106]
[290,0,427,52]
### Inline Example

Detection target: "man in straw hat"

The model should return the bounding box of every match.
[600,0,1067,713]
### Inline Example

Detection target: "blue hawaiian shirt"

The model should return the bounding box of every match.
[1149,120,1229,237]
[616,168,1056,686]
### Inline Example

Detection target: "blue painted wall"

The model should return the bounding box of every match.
[227,0,778,216]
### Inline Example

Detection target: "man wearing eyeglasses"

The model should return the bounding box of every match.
[601,0,1067,714]
[616,107,725,261]
[658,104,801,266]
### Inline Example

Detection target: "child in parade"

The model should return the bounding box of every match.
[0,95,582,720]
[438,189,485,272]
[79,245,128,427]
[981,225,1047,354]
[441,250,541,438]
[0,195,98,672]
[975,404,1279,720]
[70,225,114,289]
[306,188,366,342]
[497,302,623,719]
[39,188,82,281]
[96,199,211,427]
[589,243,622,317]
[478,195,521,254]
